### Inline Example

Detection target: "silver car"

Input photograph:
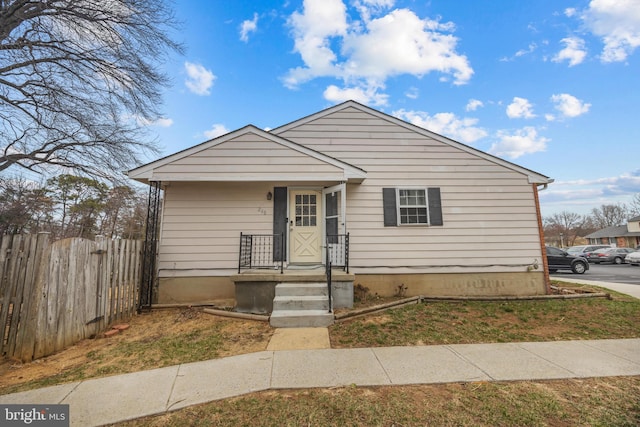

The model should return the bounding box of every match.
[625,251,640,266]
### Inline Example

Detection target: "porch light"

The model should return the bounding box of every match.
[267,191,273,201]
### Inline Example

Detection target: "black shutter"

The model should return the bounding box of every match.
[382,188,397,226]
[428,187,443,226]
[273,187,287,261]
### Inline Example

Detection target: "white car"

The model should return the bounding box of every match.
[625,251,640,266]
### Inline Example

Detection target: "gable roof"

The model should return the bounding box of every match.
[584,224,640,239]
[272,100,553,185]
[128,125,367,183]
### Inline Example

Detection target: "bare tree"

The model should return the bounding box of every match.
[629,193,640,217]
[543,211,589,247]
[0,175,53,234]
[0,0,182,178]
[589,203,629,228]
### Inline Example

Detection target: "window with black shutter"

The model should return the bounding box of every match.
[382,187,443,226]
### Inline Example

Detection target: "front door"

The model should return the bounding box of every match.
[289,189,322,263]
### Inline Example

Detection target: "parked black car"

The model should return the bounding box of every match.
[546,246,589,274]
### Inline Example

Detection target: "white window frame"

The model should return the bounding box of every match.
[396,188,429,226]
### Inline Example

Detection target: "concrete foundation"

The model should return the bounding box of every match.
[157,277,235,306]
[235,281,277,314]
[331,281,354,309]
[156,271,546,309]
[353,271,547,298]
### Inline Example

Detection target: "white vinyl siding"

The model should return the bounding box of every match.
[152,133,345,181]
[158,182,273,275]
[276,106,544,272]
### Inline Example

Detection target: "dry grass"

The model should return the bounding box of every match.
[2,281,640,426]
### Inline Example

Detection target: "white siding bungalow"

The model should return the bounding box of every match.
[129,101,553,312]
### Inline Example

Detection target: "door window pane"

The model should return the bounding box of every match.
[295,192,317,228]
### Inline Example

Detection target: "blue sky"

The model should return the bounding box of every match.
[146,0,640,218]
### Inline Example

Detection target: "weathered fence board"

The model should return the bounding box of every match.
[0,234,143,362]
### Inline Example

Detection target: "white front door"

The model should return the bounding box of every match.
[289,189,322,263]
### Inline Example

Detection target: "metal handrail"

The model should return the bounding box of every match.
[325,243,333,313]
[238,233,284,273]
[325,232,349,273]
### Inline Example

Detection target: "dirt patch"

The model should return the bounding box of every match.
[0,308,273,393]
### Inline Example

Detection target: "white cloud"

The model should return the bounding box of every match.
[285,0,348,87]
[564,8,577,17]
[203,124,230,139]
[284,1,473,101]
[341,9,472,85]
[489,127,549,159]
[405,86,419,99]
[465,99,484,111]
[539,170,640,212]
[323,84,389,106]
[184,62,216,95]
[581,0,640,62]
[353,0,395,22]
[515,42,537,57]
[552,37,587,66]
[506,97,536,119]
[500,43,537,62]
[240,13,259,42]
[393,109,488,144]
[551,93,591,118]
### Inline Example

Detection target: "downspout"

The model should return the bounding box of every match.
[533,183,551,294]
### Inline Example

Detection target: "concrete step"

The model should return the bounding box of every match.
[273,295,329,311]
[270,310,335,328]
[275,282,328,297]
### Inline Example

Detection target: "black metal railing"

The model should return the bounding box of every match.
[325,247,333,313]
[139,180,162,313]
[238,233,284,273]
[326,233,349,273]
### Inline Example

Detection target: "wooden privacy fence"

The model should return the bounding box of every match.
[0,234,143,362]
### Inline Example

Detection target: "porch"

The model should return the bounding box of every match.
[231,266,355,318]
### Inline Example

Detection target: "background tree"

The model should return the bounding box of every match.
[589,203,629,228]
[98,185,147,238]
[0,174,147,239]
[0,0,182,178]
[629,193,640,217]
[47,175,109,238]
[0,176,53,234]
[543,211,591,247]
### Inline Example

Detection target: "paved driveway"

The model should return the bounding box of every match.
[551,263,640,285]
[551,262,640,299]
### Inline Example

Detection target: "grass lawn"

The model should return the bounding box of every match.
[117,377,640,427]
[3,281,640,425]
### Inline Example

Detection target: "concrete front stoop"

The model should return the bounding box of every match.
[270,282,334,327]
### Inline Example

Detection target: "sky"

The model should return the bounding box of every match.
[144,0,640,218]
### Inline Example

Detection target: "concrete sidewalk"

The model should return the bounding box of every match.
[1,338,640,427]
